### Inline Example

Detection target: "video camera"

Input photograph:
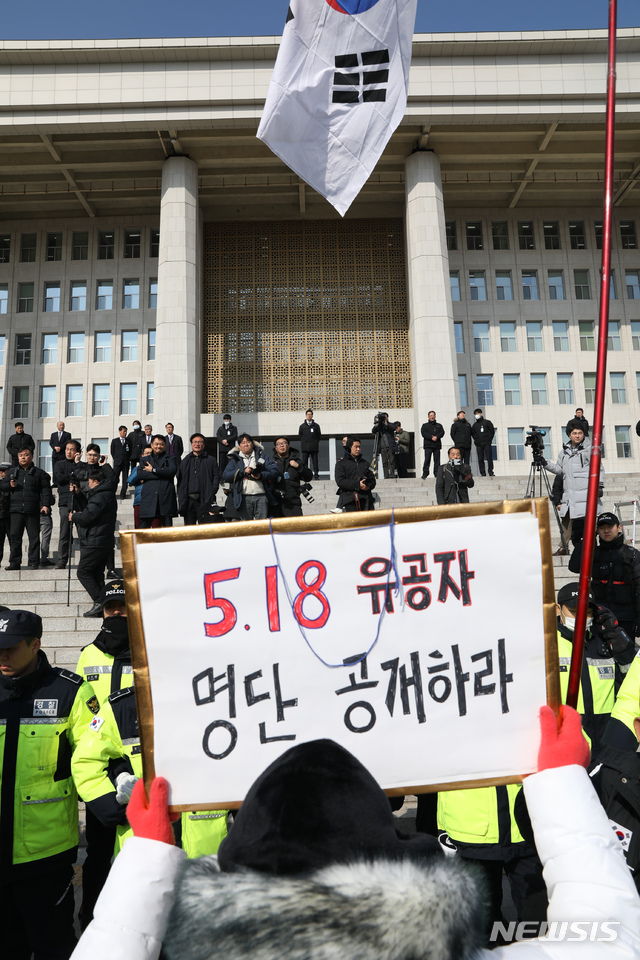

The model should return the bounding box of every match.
[373,411,388,424]
[525,426,547,463]
[299,482,315,504]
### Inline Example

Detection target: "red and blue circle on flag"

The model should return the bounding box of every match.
[326,0,382,13]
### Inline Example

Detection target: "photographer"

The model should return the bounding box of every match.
[70,466,118,617]
[76,444,117,494]
[543,426,603,555]
[222,434,279,521]
[334,437,376,512]
[435,446,474,505]
[271,437,313,518]
[371,412,396,478]
[1,447,52,570]
[53,440,86,569]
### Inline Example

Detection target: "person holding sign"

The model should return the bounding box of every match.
[435,447,474,505]
[334,437,376,512]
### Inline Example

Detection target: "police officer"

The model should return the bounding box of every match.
[0,609,97,959]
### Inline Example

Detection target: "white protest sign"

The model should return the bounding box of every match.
[127,509,555,808]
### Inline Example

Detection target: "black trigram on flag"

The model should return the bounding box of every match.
[332,49,389,104]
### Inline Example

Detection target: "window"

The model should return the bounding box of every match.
[18,282,34,313]
[611,372,627,404]
[595,221,603,250]
[146,381,154,415]
[68,332,85,363]
[70,282,87,311]
[454,323,464,354]
[98,231,115,259]
[458,374,468,407]
[579,321,595,351]
[637,372,640,403]
[615,426,632,458]
[0,235,10,263]
[121,330,139,362]
[96,281,113,310]
[500,321,516,352]
[40,385,56,419]
[569,221,586,250]
[473,322,490,352]
[477,374,494,406]
[543,221,560,249]
[150,229,160,258]
[469,271,487,301]
[449,271,461,301]
[119,383,137,415]
[530,374,547,405]
[537,428,553,461]
[495,270,513,300]
[574,269,591,299]
[123,279,140,309]
[148,329,156,361]
[0,336,5,364]
[518,221,535,250]
[445,221,457,251]
[492,221,509,250]
[13,386,29,418]
[584,373,596,404]
[66,385,83,417]
[20,233,36,262]
[620,220,637,250]
[552,321,569,352]
[522,270,539,300]
[42,333,58,365]
[15,334,31,365]
[93,384,110,416]
[548,270,565,300]
[557,373,574,405]
[626,270,640,299]
[610,271,617,299]
[72,231,88,260]
[149,279,157,309]
[91,437,109,454]
[504,373,521,405]
[0,285,7,314]
[608,320,621,351]
[44,282,60,313]
[37,440,52,474]
[94,332,111,363]
[526,321,543,351]
[466,221,483,251]
[124,230,141,259]
[632,321,640,349]
[46,232,63,261]
[508,428,525,461]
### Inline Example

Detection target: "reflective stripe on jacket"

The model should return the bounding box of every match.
[76,642,133,705]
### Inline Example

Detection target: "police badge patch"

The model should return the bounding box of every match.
[86,695,100,715]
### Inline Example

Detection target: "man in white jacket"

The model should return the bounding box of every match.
[72,706,640,960]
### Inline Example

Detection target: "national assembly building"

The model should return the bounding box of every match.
[1,27,639,476]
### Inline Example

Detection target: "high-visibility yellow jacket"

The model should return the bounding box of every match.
[437,783,526,853]
[76,639,133,705]
[604,652,640,751]
[557,626,617,757]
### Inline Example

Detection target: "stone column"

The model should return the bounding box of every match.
[154,156,200,436]
[405,151,459,471]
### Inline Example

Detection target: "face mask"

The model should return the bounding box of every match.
[452,458,461,465]
[562,613,593,633]
[100,615,130,653]
[133,424,141,430]
[475,414,481,420]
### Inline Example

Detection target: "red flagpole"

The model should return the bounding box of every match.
[566,0,617,709]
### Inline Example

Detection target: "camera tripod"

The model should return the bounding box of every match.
[525,457,568,553]
[371,421,397,480]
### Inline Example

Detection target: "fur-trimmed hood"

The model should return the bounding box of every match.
[164,855,486,960]
[227,440,265,459]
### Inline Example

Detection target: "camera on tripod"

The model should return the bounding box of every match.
[525,426,547,463]
[300,482,315,504]
[373,411,388,427]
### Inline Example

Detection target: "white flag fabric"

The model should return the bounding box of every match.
[257,0,418,217]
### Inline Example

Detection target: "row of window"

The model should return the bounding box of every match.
[446,219,638,253]
[0,331,155,366]
[8,382,155,420]
[0,279,157,314]
[449,267,638,302]
[0,229,159,265]
[456,319,634,354]
[459,371,639,408]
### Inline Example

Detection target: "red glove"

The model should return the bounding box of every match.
[126,776,176,845]
[537,705,590,772]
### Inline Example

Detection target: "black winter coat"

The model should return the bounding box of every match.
[420,420,444,450]
[335,453,376,508]
[6,432,35,465]
[569,534,640,630]
[470,417,495,447]
[222,443,280,511]
[450,419,472,451]
[0,464,52,515]
[71,478,117,549]
[590,746,640,892]
[272,446,312,505]
[54,458,87,508]
[566,416,590,438]
[435,461,474,505]
[164,434,184,461]
[127,430,146,463]
[216,422,238,455]
[371,419,395,450]
[138,453,178,519]
[298,421,322,453]
[177,451,220,514]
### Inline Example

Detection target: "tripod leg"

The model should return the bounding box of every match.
[539,468,569,552]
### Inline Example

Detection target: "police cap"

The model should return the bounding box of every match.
[0,609,43,648]
[597,512,620,528]
[99,580,126,610]
[557,582,595,609]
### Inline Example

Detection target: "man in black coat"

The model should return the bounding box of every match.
[127,421,145,471]
[566,408,589,438]
[70,468,118,616]
[470,408,495,477]
[335,437,376,512]
[164,423,184,462]
[450,411,472,465]
[371,412,396,479]
[217,415,238,474]
[420,411,444,479]
[53,440,85,569]
[1,448,52,570]
[138,435,178,528]
[177,433,220,525]
[435,447,474,505]
[49,421,72,475]
[6,422,35,467]
[298,410,322,480]
[110,426,131,500]
[272,438,313,517]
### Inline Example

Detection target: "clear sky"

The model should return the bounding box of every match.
[0,0,637,41]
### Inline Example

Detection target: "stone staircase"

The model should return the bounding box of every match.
[1,473,638,669]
